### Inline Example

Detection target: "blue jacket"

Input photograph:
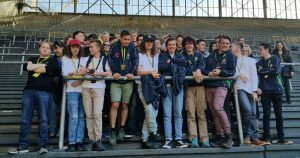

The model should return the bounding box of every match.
[183,51,206,87]
[158,51,187,95]
[141,75,167,110]
[109,41,138,83]
[256,55,283,93]
[204,50,236,88]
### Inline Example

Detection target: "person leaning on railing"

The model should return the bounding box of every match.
[204,35,235,148]
[8,41,61,155]
[61,39,85,152]
[159,37,188,149]
[79,40,111,151]
[182,36,210,148]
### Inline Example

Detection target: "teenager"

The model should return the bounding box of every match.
[79,40,111,151]
[8,41,60,154]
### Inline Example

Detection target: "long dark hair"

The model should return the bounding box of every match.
[65,45,84,58]
[139,40,156,56]
[275,41,289,54]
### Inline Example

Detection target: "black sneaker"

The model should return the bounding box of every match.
[95,139,106,151]
[210,135,224,147]
[65,144,76,152]
[85,141,95,151]
[109,130,117,145]
[118,128,125,141]
[175,140,188,148]
[144,133,158,149]
[8,146,29,154]
[222,133,233,148]
[76,142,85,151]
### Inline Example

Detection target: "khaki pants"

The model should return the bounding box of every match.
[185,86,208,142]
[82,88,105,141]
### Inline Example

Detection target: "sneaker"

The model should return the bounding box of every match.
[65,144,76,152]
[109,130,117,145]
[125,130,134,138]
[222,133,233,148]
[76,142,85,151]
[85,141,95,151]
[95,139,106,151]
[118,128,125,141]
[38,146,48,154]
[162,140,172,149]
[244,137,251,145]
[279,140,293,145]
[210,135,224,147]
[175,140,188,148]
[191,137,199,148]
[8,146,29,154]
[144,133,157,149]
[251,139,266,146]
[201,140,211,148]
[264,141,271,145]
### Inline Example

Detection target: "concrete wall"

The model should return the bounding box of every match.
[0,0,18,17]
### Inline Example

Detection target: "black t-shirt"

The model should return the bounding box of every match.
[23,56,60,92]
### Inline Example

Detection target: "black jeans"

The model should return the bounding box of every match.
[261,93,284,141]
[282,77,291,103]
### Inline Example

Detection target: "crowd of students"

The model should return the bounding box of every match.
[8,30,295,155]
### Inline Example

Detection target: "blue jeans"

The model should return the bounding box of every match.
[49,95,60,135]
[19,90,51,148]
[162,86,184,141]
[67,92,85,144]
[237,89,257,139]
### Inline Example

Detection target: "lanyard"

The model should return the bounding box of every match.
[36,56,49,64]
[187,51,196,70]
[72,58,80,71]
[214,53,226,67]
[279,54,284,63]
[146,53,154,68]
[121,47,126,63]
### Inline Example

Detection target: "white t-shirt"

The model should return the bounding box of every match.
[80,56,110,89]
[137,53,159,84]
[62,56,82,93]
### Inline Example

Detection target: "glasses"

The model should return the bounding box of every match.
[103,44,110,47]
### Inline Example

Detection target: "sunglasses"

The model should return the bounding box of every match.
[103,44,110,46]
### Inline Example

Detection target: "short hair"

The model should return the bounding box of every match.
[182,36,196,48]
[87,34,98,40]
[209,41,217,53]
[136,34,144,41]
[165,37,176,47]
[238,37,244,41]
[260,42,272,54]
[38,41,51,48]
[72,31,85,39]
[196,39,205,45]
[218,35,231,43]
[233,42,244,52]
[175,35,184,40]
[120,30,130,37]
[90,40,102,48]
[52,41,65,49]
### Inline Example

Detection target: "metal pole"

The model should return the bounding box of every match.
[233,82,244,145]
[1,44,5,60]
[59,83,67,150]
[20,50,25,75]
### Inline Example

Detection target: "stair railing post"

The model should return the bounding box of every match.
[59,83,67,150]
[233,82,244,145]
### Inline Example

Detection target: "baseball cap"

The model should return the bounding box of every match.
[143,35,155,42]
[69,39,81,46]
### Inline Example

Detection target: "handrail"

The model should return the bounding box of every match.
[58,76,242,150]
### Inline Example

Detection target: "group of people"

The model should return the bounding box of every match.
[8,30,295,155]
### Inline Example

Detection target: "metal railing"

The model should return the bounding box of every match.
[58,76,241,150]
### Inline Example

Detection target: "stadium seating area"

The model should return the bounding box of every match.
[0,13,300,157]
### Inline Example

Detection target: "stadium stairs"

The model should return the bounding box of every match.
[0,35,300,158]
